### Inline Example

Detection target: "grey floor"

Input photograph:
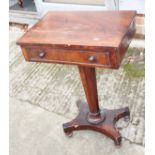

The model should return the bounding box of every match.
[10,27,145,155]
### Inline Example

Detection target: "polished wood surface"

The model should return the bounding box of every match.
[78,67,99,114]
[17,11,136,47]
[21,46,111,68]
[78,66,106,124]
[17,11,136,145]
[63,100,130,145]
[17,11,136,69]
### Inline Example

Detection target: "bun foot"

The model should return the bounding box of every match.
[114,136,122,145]
[64,131,73,137]
[124,115,130,122]
[63,100,130,145]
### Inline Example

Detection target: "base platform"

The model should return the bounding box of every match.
[63,100,130,145]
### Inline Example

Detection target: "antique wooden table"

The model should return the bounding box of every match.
[17,11,136,145]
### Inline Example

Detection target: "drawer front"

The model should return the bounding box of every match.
[22,47,111,67]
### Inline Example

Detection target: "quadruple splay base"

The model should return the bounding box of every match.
[63,100,130,145]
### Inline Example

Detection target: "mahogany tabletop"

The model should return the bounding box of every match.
[17,11,136,48]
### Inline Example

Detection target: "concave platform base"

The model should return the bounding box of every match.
[63,100,130,145]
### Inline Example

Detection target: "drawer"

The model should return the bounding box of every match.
[21,46,112,67]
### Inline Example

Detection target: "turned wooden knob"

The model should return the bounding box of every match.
[39,51,46,58]
[88,56,96,62]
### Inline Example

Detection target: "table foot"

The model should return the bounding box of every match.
[64,131,73,137]
[124,115,130,122]
[63,100,130,145]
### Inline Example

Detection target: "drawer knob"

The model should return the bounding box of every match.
[88,56,96,62]
[39,51,46,58]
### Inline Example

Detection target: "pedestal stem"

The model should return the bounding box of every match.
[78,66,104,123]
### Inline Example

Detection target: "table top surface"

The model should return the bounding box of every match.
[17,11,136,48]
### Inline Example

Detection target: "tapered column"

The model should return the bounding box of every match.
[78,66,105,124]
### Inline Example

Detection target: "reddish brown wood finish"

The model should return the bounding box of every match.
[21,46,111,68]
[63,100,129,145]
[78,67,99,114]
[17,11,136,145]
[17,11,136,69]
[78,66,105,124]
[63,66,130,145]
[17,11,136,47]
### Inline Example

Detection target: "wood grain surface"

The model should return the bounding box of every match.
[17,11,136,48]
